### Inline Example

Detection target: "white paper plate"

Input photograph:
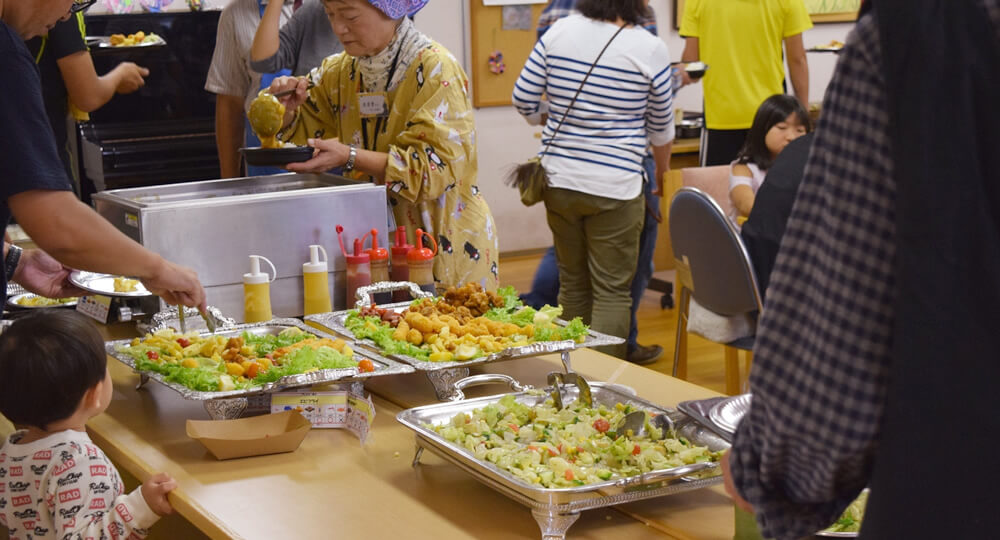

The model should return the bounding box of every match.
[69,271,151,298]
[6,292,79,309]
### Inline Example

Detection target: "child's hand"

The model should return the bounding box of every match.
[141,472,177,516]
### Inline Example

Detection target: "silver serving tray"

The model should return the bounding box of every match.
[708,393,752,435]
[398,382,729,538]
[105,318,413,401]
[307,302,623,372]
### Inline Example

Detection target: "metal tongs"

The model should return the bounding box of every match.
[177,306,216,334]
[547,372,593,410]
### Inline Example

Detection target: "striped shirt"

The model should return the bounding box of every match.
[512,14,675,201]
[204,0,294,112]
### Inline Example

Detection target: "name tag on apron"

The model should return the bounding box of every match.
[358,92,389,118]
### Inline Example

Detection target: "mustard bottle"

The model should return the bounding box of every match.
[243,255,277,323]
[302,244,332,315]
[407,228,438,295]
[366,229,391,305]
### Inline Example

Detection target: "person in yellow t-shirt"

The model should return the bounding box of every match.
[679,0,812,166]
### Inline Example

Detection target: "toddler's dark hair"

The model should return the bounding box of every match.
[0,311,107,430]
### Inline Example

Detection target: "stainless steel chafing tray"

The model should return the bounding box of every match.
[105,318,414,417]
[92,173,387,320]
[306,283,625,400]
[397,375,730,539]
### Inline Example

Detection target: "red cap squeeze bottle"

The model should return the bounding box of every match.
[336,225,371,308]
[390,226,413,301]
[365,228,391,304]
[406,228,438,295]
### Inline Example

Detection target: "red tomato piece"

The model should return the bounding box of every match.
[632,444,641,456]
[593,418,610,433]
[358,359,375,373]
[146,351,159,360]
[176,338,191,347]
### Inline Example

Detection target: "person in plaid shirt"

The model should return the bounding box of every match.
[722,0,1000,538]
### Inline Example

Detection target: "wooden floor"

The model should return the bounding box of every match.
[500,253,742,396]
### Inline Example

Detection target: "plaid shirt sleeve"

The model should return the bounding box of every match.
[728,12,897,540]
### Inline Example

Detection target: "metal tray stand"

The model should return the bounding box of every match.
[106,318,413,419]
[307,282,624,401]
[397,375,731,539]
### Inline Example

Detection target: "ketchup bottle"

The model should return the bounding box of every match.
[406,228,438,295]
[336,225,371,308]
[365,228,391,305]
[390,226,413,302]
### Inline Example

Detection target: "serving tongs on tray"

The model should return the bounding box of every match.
[547,371,592,410]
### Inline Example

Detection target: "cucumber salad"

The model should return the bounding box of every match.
[429,395,720,489]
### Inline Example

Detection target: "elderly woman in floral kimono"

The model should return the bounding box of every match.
[270,0,499,291]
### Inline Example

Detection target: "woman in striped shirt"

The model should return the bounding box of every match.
[512,0,675,359]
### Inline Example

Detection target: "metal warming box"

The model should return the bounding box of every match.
[93,173,387,319]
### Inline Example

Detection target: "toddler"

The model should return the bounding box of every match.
[0,311,175,539]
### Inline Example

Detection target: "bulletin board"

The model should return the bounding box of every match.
[469,1,546,108]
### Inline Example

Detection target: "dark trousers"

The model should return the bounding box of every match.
[521,155,658,355]
[700,128,749,166]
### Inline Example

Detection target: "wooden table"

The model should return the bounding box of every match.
[89,325,735,539]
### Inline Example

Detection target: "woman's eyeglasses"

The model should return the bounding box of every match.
[70,0,97,14]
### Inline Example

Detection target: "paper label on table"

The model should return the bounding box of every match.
[77,295,112,323]
[271,392,348,428]
[346,391,376,445]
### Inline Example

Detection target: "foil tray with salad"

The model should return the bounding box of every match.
[428,394,721,489]
[342,284,589,363]
[114,325,372,393]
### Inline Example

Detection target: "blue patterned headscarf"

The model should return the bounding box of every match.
[368,0,428,19]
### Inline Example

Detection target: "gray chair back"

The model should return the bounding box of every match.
[669,187,763,316]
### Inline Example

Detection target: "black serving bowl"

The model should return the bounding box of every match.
[684,61,709,80]
[240,146,314,167]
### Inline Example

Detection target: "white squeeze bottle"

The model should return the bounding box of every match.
[243,255,276,323]
[302,244,332,315]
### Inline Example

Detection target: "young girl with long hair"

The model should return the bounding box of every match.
[729,94,811,224]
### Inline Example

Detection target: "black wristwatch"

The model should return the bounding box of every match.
[5,244,22,281]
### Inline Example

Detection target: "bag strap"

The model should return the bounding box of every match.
[541,24,627,157]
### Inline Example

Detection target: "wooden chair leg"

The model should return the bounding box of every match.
[672,287,691,380]
[741,350,754,394]
[724,346,740,396]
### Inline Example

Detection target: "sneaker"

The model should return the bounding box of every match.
[627,344,663,365]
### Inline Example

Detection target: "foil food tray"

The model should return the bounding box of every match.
[306,302,624,372]
[105,318,413,401]
[398,382,730,538]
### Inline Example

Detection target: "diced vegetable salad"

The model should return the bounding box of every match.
[116,327,368,392]
[428,395,720,488]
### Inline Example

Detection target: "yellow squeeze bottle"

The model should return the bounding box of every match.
[243,254,276,323]
[302,244,332,315]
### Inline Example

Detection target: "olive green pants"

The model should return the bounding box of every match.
[544,187,644,359]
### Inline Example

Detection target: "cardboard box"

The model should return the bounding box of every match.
[186,410,311,460]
